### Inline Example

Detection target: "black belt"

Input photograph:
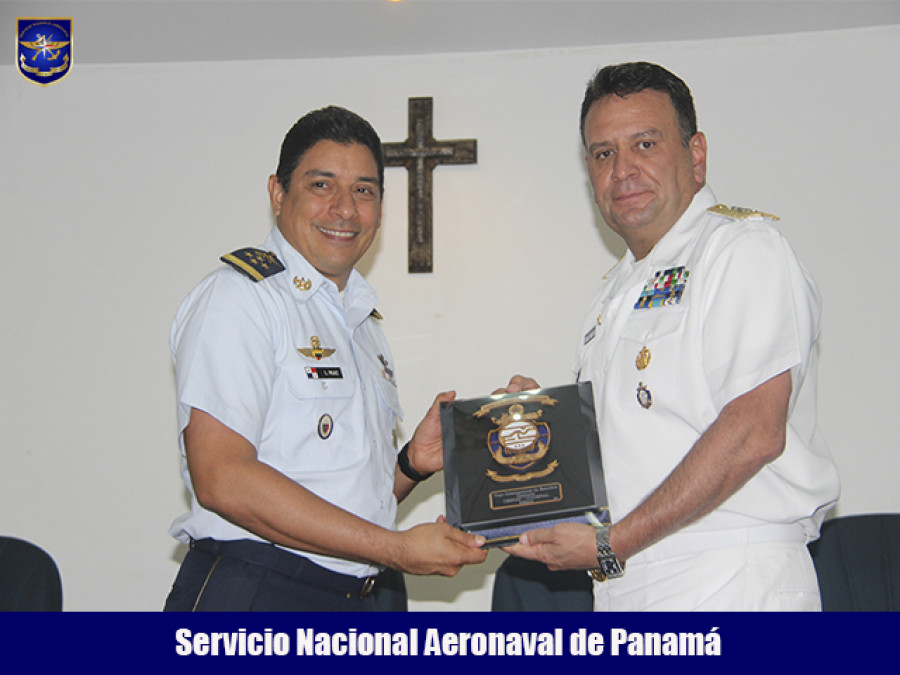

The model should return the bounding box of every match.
[190,538,377,599]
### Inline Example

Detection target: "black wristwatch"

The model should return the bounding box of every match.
[589,524,625,582]
[398,442,434,482]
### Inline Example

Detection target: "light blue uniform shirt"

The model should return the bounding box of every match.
[168,227,402,578]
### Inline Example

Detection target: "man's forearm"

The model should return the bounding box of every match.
[611,371,790,561]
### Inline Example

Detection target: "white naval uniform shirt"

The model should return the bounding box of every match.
[575,186,839,562]
[168,227,403,578]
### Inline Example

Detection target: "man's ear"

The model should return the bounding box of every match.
[267,174,284,217]
[690,132,708,189]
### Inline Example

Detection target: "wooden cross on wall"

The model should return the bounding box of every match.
[383,97,477,273]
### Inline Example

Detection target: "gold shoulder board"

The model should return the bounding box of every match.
[707,203,780,221]
[220,248,285,282]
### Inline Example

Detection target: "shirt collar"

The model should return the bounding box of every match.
[640,184,717,268]
[263,227,379,326]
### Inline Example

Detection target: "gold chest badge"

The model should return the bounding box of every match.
[297,336,336,361]
[636,346,651,371]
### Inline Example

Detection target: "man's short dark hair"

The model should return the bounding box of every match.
[275,105,384,194]
[580,62,698,147]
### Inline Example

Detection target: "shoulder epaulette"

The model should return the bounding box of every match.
[370,308,383,320]
[220,248,285,282]
[707,203,780,221]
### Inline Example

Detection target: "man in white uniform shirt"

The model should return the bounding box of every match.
[164,106,487,611]
[503,62,839,610]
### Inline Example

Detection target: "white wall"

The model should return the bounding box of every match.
[1,25,898,611]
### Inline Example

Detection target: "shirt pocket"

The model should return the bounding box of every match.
[372,373,402,419]
[617,308,689,410]
[285,364,357,401]
[371,375,403,478]
[280,363,360,471]
[620,307,686,344]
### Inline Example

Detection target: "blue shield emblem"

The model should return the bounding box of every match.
[488,419,551,473]
[17,18,72,86]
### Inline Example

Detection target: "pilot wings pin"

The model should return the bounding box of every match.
[297,336,336,361]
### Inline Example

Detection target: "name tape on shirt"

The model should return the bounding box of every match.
[305,367,343,380]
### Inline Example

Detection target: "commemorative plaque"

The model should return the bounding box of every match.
[440,382,611,547]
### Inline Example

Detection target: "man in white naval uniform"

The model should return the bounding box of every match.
[503,62,839,610]
[164,106,487,611]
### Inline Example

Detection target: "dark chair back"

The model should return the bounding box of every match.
[808,513,900,611]
[0,536,63,611]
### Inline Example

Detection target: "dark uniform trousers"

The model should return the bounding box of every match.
[163,539,388,612]
[491,556,593,611]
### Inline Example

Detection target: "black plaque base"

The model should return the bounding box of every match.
[441,383,611,547]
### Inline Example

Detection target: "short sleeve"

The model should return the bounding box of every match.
[699,225,820,411]
[170,271,278,448]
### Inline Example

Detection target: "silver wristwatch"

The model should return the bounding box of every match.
[589,524,624,582]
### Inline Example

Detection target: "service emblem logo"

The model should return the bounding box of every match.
[17,18,72,86]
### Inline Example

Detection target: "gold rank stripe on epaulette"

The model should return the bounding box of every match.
[707,204,780,221]
[220,248,286,282]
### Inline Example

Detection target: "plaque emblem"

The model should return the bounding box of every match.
[440,383,610,546]
[477,397,559,483]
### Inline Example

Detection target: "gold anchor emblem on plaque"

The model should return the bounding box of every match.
[636,346,651,370]
[476,396,559,483]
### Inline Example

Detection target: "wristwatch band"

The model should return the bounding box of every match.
[589,524,624,582]
[398,442,434,482]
